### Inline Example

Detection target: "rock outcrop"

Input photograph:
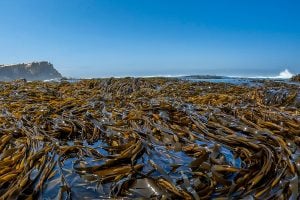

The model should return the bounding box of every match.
[0,61,62,81]
[291,74,300,82]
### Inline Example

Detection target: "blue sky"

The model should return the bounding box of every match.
[0,0,299,77]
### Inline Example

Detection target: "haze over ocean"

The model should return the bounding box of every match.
[0,0,299,78]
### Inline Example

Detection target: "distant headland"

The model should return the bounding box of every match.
[0,61,62,81]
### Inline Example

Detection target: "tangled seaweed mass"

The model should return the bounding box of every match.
[0,78,299,199]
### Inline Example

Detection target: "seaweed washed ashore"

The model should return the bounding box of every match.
[0,78,299,199]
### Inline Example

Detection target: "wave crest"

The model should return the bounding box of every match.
[274,69,294,79]
[245,69,294,79]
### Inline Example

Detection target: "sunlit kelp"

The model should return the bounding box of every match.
[0,78,299,199]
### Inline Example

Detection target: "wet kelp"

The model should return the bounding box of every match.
[0,78,299,199]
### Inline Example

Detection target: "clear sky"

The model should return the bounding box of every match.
[0,0,299,77]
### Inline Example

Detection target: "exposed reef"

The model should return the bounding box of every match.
[291,74,300,82]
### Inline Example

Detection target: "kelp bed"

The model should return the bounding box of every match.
[0,78,299,200]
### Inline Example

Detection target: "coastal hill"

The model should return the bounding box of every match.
[0,61,62,81]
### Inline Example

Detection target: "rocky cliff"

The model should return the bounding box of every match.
[0,61,62,81]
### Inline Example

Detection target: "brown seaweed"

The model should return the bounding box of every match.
[0,78,298,199]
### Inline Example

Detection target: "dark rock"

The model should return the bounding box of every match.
[0,61,62,81]
[182,75,226,79]
[290,74,300,82]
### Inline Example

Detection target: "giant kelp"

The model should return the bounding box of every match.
[0,78,299,199]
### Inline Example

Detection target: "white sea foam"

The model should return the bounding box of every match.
[229,69,294,79]
[256,69,294,79]
[272,69,294,79]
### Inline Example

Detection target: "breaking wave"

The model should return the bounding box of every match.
[245,69,294,79]
[272,69,294,79]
